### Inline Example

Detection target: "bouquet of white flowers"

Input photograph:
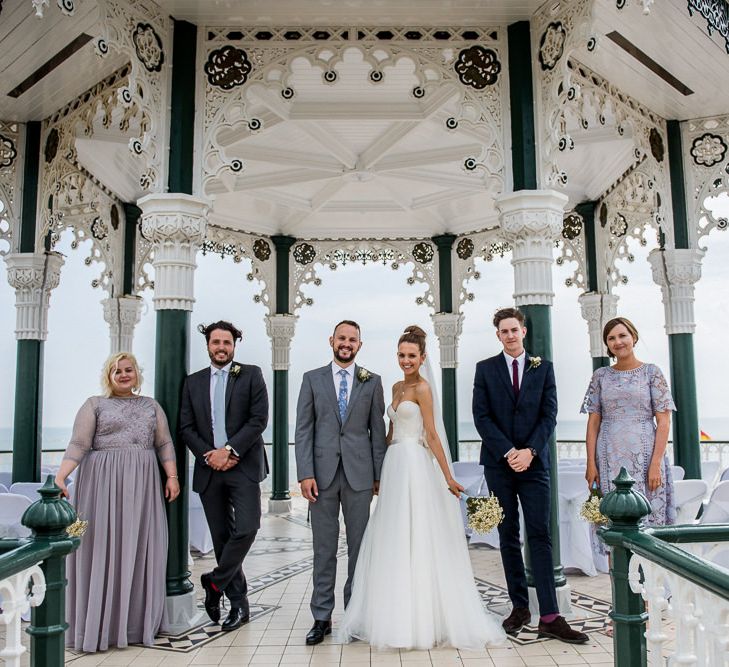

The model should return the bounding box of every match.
[466,494,504,534]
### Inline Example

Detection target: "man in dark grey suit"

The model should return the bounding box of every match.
[180,320,269,632]
[295,320,386,645]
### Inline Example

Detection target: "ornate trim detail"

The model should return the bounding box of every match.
[539,22,566,71]
[578,292,619,358]
[431,312,464,369]
[101,295,144,353]
[0,121,21,257]
[454,45,501,88]
[648,247,705,335]
[0,133,17,168]
[132,22,164,73]
[690,132,727,167]
[557,210,587,290]
[649,127,664,163]
[205,45,252,90]
[265,314,298,370]
[4,252,64,340]
[451,227,503,307]
[687,0,729,54]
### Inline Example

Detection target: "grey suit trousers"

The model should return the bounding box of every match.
[309,463,373,621]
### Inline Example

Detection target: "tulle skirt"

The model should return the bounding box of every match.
[338,439,506,650]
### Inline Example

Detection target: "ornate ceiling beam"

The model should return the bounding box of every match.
[388,168,485,190]
[227,145,344,172]
[373,144,484,172]
[230,168,339,192]
[293,121,358,170]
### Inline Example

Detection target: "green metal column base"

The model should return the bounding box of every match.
[520,304,565,588]
[668,333,701,480]
[593,356,611,371]
[441,367,459,462]
[271,369,290,501]
[609,545,648,666]
[13,340,44,483]
[156,310,193,597]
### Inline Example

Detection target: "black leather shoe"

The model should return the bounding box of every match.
[200,573,222,624]
[502,606,531,634]
[537,615,589,644]
[221,606,250,632]
[305,620,332,645]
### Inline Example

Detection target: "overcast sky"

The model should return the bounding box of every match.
[2,197,728,441]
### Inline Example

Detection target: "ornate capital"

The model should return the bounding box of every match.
[265,314,298,370]
[578,292,619,358]
[102,295,144,353]
[431,312,464,369]
[496,190,568,306]
[4,252,64,340]
[138,194,209,311]
[647,248,705,335]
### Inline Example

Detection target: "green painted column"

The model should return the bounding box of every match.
[652,121,702,480]
[268,235,297,511]
[6,123,65,483]
[432,234,460,462]
[576,201,616,369]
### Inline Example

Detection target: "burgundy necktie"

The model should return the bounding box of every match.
[512,359,520,398]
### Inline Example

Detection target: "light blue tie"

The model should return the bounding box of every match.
[337,369,348,421]
[213,369,227,447]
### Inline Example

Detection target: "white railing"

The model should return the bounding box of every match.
[628,545,729,666]
[0,565,46,667]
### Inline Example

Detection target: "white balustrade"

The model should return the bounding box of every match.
[628,548,729,666]
[0,564,46,666]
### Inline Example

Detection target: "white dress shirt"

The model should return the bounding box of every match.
[331,361,354,402]
[503,350,526,388]
[209,361,232,436]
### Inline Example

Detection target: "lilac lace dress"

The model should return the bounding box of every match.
[63,396,175,652]
[581,364,677,555]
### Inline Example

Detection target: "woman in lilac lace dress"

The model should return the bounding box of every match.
[55,353,180,652]
[582,317,676,543]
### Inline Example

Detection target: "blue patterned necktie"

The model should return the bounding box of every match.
[337,368,348,421]
[213,369,227,447]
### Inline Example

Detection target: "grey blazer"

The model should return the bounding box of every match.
[295,364,387,492]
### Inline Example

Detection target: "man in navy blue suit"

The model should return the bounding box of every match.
[472,307,587,644]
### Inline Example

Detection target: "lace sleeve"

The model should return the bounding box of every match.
[62,397,97,464]
[153,401,176,464]
[649,364,676,414]
[580,369,602,415]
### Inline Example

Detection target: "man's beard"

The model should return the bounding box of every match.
[333,346,358,364]
[209,349,234,367]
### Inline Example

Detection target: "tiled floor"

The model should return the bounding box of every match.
[59,498,615,666]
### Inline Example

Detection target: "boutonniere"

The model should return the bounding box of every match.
[528,357,542,371]
[230,364,242,377]
[357,367,373,383]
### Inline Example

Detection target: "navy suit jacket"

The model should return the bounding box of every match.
[180,362,269,494]
[472,353,557,471]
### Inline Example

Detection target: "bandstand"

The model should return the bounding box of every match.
[2,0,729,663]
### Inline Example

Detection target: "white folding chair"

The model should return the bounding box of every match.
[701,460,721,489]
[188,488,214,555]
[0,494,32,538]
[673,479,709,524]
[699,481,729,524]
[559,458,586,468]
[9,482,44,503]
[671,465,685,481]
[557,471,597,576]
[718,466,729,484]
[0,472,12,489]
[0,484,8,494]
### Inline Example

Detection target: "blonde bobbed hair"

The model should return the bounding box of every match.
[101,352,143,397]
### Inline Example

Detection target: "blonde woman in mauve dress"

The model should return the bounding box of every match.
[55,353,180,653]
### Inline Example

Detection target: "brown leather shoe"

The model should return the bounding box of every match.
[502,607,531,634]
[537,615,589,644]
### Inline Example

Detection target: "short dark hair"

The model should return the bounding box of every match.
[198,320,242,344]
[602,317,639,359]
[493,307,525,329]
[332,320,361,336]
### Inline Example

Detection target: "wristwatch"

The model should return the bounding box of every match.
[528,447,537,458]
[224,443,239,457]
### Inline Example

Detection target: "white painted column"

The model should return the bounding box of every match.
[578,292,620,360]
[431,311,464,369]
[101,295,144,353]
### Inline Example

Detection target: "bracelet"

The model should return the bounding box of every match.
[168,475,179,479]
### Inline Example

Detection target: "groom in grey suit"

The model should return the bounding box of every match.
[295,320,386,645]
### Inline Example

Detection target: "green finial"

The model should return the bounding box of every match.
[599,467,652,529]
[21,474,77,538]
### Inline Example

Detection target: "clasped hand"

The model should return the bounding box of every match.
[204,448,239,471]
[507,448,533,472]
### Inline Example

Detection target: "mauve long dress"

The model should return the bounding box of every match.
[63,395,175,652]
[581,363,677,557]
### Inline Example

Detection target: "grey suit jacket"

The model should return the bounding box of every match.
[295,364,387,492]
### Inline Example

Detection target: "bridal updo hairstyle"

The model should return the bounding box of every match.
[398,325,427,355]
[602,316,639,359]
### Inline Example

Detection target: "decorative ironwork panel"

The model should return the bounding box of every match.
[0,120,21,256]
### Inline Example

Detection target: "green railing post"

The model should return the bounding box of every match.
[599,468,652,667]
[22,475,81,667]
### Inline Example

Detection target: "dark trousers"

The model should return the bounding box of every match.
[485,465,558,616]
[200,472,260,609]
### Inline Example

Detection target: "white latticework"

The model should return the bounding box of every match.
[629,550,729,666]
[0,564,46,667]
[451,227,508,307]
[0,120,22,256]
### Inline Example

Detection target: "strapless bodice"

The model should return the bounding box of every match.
[387,400,426,444]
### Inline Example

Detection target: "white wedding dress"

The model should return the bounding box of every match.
[338,400,506,650]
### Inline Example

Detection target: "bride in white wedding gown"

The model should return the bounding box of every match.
[338,326,506,650]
